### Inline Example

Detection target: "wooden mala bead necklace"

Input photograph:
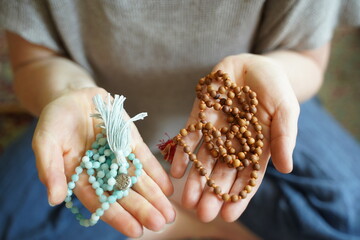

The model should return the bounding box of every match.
[160,70,264,202]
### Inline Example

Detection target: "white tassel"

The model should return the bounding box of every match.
[91,94,147,165]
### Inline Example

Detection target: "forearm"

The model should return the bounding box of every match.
[263,44,330,102]
[13,56,97,116]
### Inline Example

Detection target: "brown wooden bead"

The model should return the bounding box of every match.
[242,159,250,167]
[222,193,230,201]
[237,165,245,171]
[214,103,222,110]
[225,140,232,148]
[255,147,263,155]
[240,126,247,134]
[232,107,239,115]
[239,96,246,104]
[231,125,239,133]
[216,138,224,146]
[250,98,258,106]
[251,116,258,124]
[199,102,206,110]
[253,163,260,170]
[250,154,259,162]
[199,112,206,120]
[234,86,241,94]
[206,100,213,108]
[250,171,258,179]
[213,130,221,138]
[233,159,241,168]
[196,122,203,130]
[243,130,251,138]
[195,84,202,91]
[210,90,217,98]
[205,77,212,85]
[199,168,207,176]
[242,86,250,93]
[188,124,196,132]
[224,80,232,87]
[224,155,232,163]
[240,190,247,199]
[204,135,212,142]
[219,147,227,156]
[247,137,255,145]
[178,139,186,146]
[229,148,236,154]
[250,106,257,114]
[184,146,191,154]
[199,77,205,85]
[225,99,233,106]
[189,154,197,161]
[221,126,229,134]
[245,113,252,121]
[242,144,250,152]
[226,132,234,140]
[214,186,222,195]
[202,94,210,101]
[207,179,215,187]
[195,161,202,168]
[238,152,246,160]
[239,119,246,127]
[222,105,230,113]
[180,128,188,137]
[256,134,264,141]
[231,194,239,202]
[227,91,235,99]
[206,143,214,150]
[245,185,252,193]
[249,179,256,187]
[256,140,264,148]
[211,149,219,158]
[218,86,226,94]
[254,124,262,132]
[240,138,247,145]
[249,91,257,99]
[227,116,234,123]
[205,122,213,130]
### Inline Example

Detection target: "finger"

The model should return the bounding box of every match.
[270,99,300,173]
[73,175,143,238]
[133,138,174,196]
[171,99,203,178]
[131,170,176,223]
[33,126,68,206]
[220,148,270,222]
[196,160,238,222]
[181,144,216,209]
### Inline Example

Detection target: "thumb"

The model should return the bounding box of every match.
[270,99,300,173]
[33,126,68,206]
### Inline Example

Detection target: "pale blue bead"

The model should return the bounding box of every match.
[134,163,142,169]
[106,172,112,179]
[101,202,110,210]
[96,208,104,217]
[71,174,79,182]
[90,219,97,225]
[92,142,100,149]
[98,147,105,155]
[131,176,138,185]
[124,161,130,168]
[97,179,104,185]
[92,181,100,189]
[101,163,109,170]
[83,219,90,227]
[118,166,127,174]
[98,137,107,146]
[101,184,108,190]
[93,153,100,161]
[64,196,71,202]
[96,133,103,140]
[107,185,114,191]
[104,149,111,157]
[75,213,83,221]
[88,175,96,184]
[80,162,85,168]
[65,201,73,208]
[71,206,79,214]
[80,219,86,226]
[98,155,106,163]
[116,190,123,199]
[82,156,90,163]
[110,169,117,177]
[68,181,75,190]
[86,150,94,157]
[133,158,140,164]
[97,171,105,178]
[91,213,100,221]
[123,189,129,197]
[93,162,100,169]
[87,169,95,176]
[135,169,142,177]
[105,143,110,149]
[108,195,116,204]
[75,166,83,174]
[67,189,73,196]
[92,149,98,154]
[99,195,107,203]
[96,188,104,196]
[110,153,116,160]
[127,153,135,161]
[85,161,93,169]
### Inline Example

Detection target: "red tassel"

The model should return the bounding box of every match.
[157,134,177,163]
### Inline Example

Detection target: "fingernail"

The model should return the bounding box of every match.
[48,199,55,207]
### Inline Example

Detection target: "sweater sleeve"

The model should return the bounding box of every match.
[252,0,360,53]
[0,0,64,53]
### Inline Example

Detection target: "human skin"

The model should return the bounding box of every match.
[6,31,329,235]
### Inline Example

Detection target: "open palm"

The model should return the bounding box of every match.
[33,87,175,237]
[171,54,300,222]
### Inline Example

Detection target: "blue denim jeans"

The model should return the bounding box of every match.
[1,98,359,240]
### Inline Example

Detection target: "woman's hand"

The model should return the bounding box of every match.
[170,54,300,222]
[33,87,175,237]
